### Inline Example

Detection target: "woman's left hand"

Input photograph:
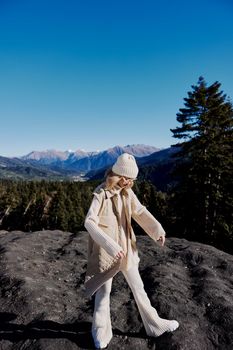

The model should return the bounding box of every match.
[157,235,165,247]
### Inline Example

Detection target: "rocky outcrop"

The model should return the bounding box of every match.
[0,230,232,349]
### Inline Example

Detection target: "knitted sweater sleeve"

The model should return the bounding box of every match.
[130,190,166,241]
[84,195,123,257]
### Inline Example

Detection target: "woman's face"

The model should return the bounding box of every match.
[117,176,134,188]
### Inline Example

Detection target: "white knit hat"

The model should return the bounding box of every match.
[112,153,139,179]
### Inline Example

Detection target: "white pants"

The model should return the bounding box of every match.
[92,263,179,346]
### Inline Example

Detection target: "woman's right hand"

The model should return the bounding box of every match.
[115,250,125,259]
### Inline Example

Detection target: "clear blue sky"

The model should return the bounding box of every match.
[0,0,233,157]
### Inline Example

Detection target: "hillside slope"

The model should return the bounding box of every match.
[0,230,232,349]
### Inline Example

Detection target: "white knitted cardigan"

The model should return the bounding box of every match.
[84,183,166,297]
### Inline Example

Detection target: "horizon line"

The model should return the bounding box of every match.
[1,143,175,158]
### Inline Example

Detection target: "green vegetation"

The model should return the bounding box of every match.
[0,179,167,236]
[170,76,233,253]
[0,179,99,233]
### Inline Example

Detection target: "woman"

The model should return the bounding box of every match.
[84,153,179,349]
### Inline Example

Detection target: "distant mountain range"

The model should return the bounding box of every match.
[0,144,180,190]
[21,144,160,172]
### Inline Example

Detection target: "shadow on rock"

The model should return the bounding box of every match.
[0,314,94,349]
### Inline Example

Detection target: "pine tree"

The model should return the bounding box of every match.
[170,76,233,252]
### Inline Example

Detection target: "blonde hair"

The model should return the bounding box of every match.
[104,167,134,190]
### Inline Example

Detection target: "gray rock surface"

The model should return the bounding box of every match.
[0,230,232,350]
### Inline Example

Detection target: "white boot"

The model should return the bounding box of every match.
[146,317,179,337]
[92,317,113,349]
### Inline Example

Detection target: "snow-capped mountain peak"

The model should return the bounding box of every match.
[20,144,161,172]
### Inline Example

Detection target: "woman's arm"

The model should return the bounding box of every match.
[130,190,166,243]
[84,194,124,257]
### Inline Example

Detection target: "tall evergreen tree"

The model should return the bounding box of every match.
[170,76,233,252]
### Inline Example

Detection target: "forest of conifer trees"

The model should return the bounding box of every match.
[0,178,167,233]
